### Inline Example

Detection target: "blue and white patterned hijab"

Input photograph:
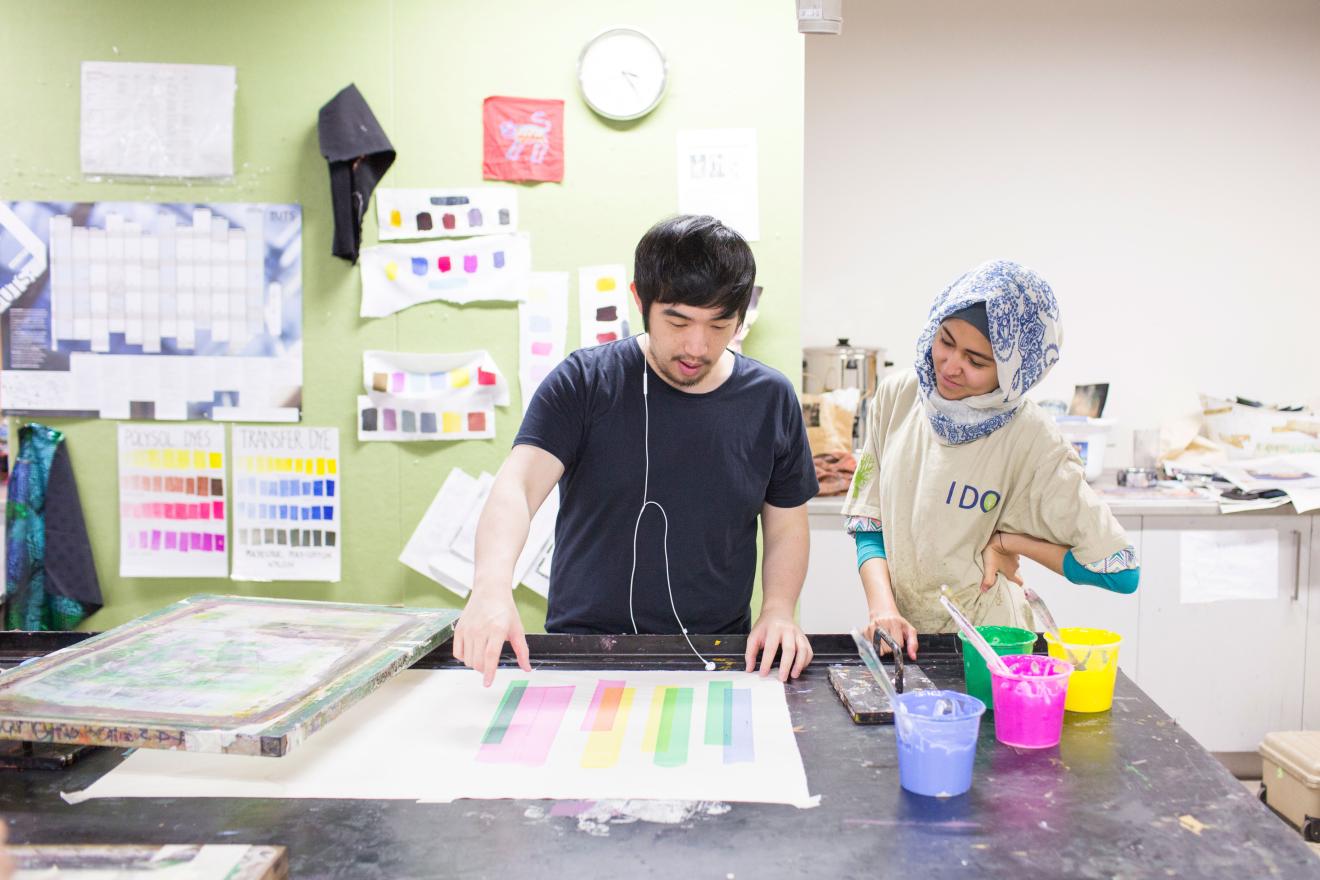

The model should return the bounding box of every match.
[914,260,1062,446]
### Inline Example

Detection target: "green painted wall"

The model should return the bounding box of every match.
[0,0,805,631]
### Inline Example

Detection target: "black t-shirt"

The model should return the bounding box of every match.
[515,339,818,635]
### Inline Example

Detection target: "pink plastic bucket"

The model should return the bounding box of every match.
[989,655,1073,749]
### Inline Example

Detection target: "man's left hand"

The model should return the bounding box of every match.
[745,611,813,681]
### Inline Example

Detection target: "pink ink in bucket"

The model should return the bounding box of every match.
[989,654,1072,749]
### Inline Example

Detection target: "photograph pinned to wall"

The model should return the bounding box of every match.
[358,350,510,442]
[81,61,236,179]
[231,426,340,583]
[578,265,629,349]
[729,285,764,354]
[118,423,228,579]
[400,468,557,597]
[358,233,530,318]
[482,96,564,183]
[375,188,518,241]
[519,271,569,411]
[676,128,760,241]
[0,201,303,422]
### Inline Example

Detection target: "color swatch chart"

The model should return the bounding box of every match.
[231,426,340,582]
[358,349,509,442]
[517,271,568,411]
[359,233,530,317]
[578,264,628,348]
[478,678,754,770]
[117,423,228,578]
[375,187,518,241]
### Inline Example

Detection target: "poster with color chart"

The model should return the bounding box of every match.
[358,233,530,318]
[577,265,628,349]
[118,423,228,578]
[231,426,340,582]
[518,271,568,411]
[375,188,518,241]
[358,350,510,442]
[0,201,302,422]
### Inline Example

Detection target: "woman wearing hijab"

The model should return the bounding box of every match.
[842,260,1139,659]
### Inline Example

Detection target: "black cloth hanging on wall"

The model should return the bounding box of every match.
[317,84,395,264]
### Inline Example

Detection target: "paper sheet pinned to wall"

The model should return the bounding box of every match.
[676,128,759,241]
[358,350,509,442]
[81,61,236,178]
[1179,529,1280,603]
[359,233,530,317]
[375,188,518,241]
[577,265,628,349]
[400,468,557,596]
[117,423,228,579]
[231,427,341,582]
[518,271,569,411]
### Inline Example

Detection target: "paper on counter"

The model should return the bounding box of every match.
[1179,529,1280,604]
[66,669,817,809]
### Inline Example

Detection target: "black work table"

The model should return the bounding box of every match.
[2,632,1316,879]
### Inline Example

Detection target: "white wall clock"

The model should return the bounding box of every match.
[577,27,668,122]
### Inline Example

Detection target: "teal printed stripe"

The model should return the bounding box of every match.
[705,681,731,746]
[481,681,527,745]
[655,687,693,768]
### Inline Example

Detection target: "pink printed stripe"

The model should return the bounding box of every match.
[478,685,574,766]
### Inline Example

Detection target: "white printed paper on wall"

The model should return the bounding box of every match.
[375,188,519,241]
[577,265,628,350]
[231,427,341,583]
[518,272,569,411]
[117,423,228,579]
[676,128,760,241]
[81,61,236,179]
[359,233,530,317]
[358,350,510,442]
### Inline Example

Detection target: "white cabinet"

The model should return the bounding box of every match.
[1135,516,1310,753]
[800,508,869,633]
[1018,515,1142,681]
[1306,518,1320,731]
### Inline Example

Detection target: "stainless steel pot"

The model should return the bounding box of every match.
[802,339,887,450]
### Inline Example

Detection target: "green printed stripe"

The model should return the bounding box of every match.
[481,681,527,745]
[655,687,693,767]
[705,681,732,746]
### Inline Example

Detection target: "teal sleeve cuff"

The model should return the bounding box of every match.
[1063,550,1140,594]
[855,530,887,569]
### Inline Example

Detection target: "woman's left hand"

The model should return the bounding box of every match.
[981,532,1024,592]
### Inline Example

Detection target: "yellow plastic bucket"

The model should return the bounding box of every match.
[1044,627,1121,713]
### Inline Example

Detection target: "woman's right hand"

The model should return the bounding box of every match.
[864,608,919,661]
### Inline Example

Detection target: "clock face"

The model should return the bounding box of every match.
[578,27,667,121]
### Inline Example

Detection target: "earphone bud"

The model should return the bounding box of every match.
[630,362,717,672]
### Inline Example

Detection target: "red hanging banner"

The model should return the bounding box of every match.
[482,96,564,183]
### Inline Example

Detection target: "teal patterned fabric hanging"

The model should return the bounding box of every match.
[5,423,102,630]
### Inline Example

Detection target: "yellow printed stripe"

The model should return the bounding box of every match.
[642,686,668,753]
[581,688,634,769]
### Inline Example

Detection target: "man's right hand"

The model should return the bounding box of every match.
[452,590,532,687]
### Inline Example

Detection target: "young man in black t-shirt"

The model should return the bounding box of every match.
[453,215,818,686]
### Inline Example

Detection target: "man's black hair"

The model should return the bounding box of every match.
[633,215,756,330]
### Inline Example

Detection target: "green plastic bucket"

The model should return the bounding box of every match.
[957,625,1037,708]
